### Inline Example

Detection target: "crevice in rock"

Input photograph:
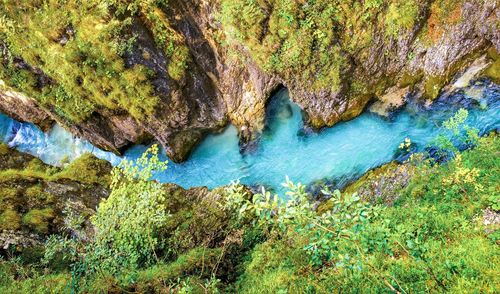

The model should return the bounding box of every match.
[239,84,287,154]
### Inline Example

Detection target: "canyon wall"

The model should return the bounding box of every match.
[0,0,498,161]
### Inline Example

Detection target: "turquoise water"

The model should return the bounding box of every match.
[1,80,499,192]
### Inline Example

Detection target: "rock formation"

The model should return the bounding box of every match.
[0,0,498,161]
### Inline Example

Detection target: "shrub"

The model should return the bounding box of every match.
[82,144,169,278]
[225,177,383,267]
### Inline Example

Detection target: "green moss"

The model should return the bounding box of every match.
[0,0,190,124]
[236,238,311,293]
[0,147,110,187]
[0,208,22,230]
[138,247,223,283]
[484,47,500,84]
[384,0,420,37]
[24,185,55,207]
[424,75,449,100]
[0,144,9,156]
[55,153,112,186]
[82,247,223,292]
[0,170,48,184]
[0,187,18,208]
[399,70,424,89]
[22,208,55,234]
[25,159,52,175]
[167,46,190,81]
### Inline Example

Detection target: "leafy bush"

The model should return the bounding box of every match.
[0,111,498,293]
[82,144,169,278]
[434,108,479,158]
[225,177,383,267]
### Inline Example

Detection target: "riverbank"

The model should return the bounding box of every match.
[1,79,499,194]
[0,127,498,293]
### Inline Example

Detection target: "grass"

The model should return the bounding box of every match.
[0,0,189,123]
[233,134,499,293]
[0,134,498,292]
[218,0,425,92]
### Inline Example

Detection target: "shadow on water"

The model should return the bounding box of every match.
[0,79,499,194]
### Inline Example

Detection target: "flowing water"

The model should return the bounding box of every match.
[1,79,499,192]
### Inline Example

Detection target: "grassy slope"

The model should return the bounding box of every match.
[0,1,189,123]
[235,134,499,293]
[0,134,498,293]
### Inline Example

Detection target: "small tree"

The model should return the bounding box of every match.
[83,144,169,277]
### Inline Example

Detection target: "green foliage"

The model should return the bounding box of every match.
[42,235,80,272]
[0,258,70,294]
[443,108,469,134]
[488,194,500,211]
[225,177,383,267]
[83,144,169,277]
[0,116,498,292]
[219,0,422,95]
[234,134,499,293]
[435,108,479,154]
[0,0,189,123]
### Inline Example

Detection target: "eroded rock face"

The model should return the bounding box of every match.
[0,0,498,162]
[168,0,280,145]
[0,145,111,247]
[0,85,53,131]
[0,144,251,251]
[291,0,499,127]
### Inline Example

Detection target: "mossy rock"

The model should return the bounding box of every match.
[0,208,22,230]
[22,208,55,234]
[0,146,111,241]
[424,75,449,100]
[24,185,55,208]
[484,47,500,84]
[55,153,112,186]
[0,144,9,156]
[0,187,19,209]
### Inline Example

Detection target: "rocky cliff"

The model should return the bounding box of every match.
[0,144,251,258]
[0,144,111,249]
[0,0,498,161]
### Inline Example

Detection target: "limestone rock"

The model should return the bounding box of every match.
[0,0,497,161]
